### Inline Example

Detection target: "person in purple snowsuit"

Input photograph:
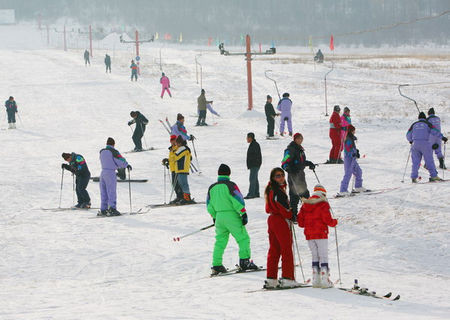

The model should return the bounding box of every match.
[98,137,131,216]
[427,108,446,169]
[277,92,293,136]
[338,125,366,196]
[406,112,447,183]
[171,113,194,141]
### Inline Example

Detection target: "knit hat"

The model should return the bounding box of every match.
[218,163,231,176]
[247,132,255,139]
[314,184,327,196]
[293,132,303,141]
[61,152,71,160]
[344,107,350,113]
[282,92,289,98]
[267,95,272,99]
[130,111,137,117]
[177,113,184,120]
[418,112,426,119]
[170,135,177,141]
[428,107,435,115]
[334,105,340,112]
[106,137,115,146]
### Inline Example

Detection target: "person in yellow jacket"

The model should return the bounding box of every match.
[174,135,195,204]
[162,135,184,204]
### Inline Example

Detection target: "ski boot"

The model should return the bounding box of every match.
[263,278,279,289]
[97,210,108,216]
[412,178,418,183]
[81,203,91,209]
[336,191,350,197]
[73,203,82,209]
[278,278,301,288]
[312,266,321,288]
[8,123,13,129]
[239,258,259,271]
[169,197,181,205]
[211,265,228,276]
[429,176,442,182]
[107,207,121,216]
[288,131,293,137]
[179,193,195,205]
[439,157,447,169]
[280,132,284,137]
[320,267,334,288]
[337,159,344,164]
[352,187,367,193]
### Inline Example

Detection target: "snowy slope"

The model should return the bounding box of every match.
[1,26,450,319]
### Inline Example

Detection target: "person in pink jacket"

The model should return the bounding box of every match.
[160,72,172,98]
[340,107,351,152]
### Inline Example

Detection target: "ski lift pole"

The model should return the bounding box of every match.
[398,85,420,113]
[324,62,334,117]
[264,70,281,100]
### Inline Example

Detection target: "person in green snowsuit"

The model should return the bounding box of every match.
[207,164,258,275]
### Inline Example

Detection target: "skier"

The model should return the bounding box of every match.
[406,112,447,182]
[277,92,293,137]
[104,54,111,73]
[245,132,262,199]
[298,184,338,288]
[314,49,324,63]
[207,164,258,275]
[281,133,316,217]
[160,72,172,98]
[130,60,138,81]
[84,50,90,66]
[265,95,279,138]
[427,108,446,169]
[98,137,131,216]
[340,107,351,152]
[264,167,299,289]
[128,111,149,152]
[162,135,183,204]
[327,105,343,164]
[4,96,18,129]
[171,113,194,141]
[197,89,213,126]
[337,125,367,196]
[61,152,91,208]
[174,135,195,204]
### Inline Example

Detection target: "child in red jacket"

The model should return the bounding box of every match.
[264,167,299,289]
[298,184,338,288]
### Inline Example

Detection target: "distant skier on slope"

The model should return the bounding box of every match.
[98,137,131,216]
[4,96,18,129]
[160,73,172,98]
[84,50,90,66]
[281,133,316,218]
[207,164,259,275]
[130,60,138,81]
[298,184,338,288]
[277,92,293,137]
[427,108,446,169]
[104,54,111,73]
[337,125,367,197]
[196,89,213,126]
[314,49,324,63]
[162,135,183,204]
[61,152,91,209]
[171,113,194,141]
[407,112,446,182]
[265,95,279,138]
[174,135,195,204]
[128,111,149,152]
[264,167,300,289]
[327,105,343,164]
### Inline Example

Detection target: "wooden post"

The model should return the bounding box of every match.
[89,25,93,57]
[246,35,253,110]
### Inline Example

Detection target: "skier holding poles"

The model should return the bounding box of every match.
[162,135,183,204]
[128,111,149,152]
[61,152,91,209]
[171,113,194,141]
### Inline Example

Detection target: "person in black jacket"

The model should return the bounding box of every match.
[281,133,315,217]
[61,152,91,208]
[84,50,90,66]
[128,111,149,151]
[245,132,262,199]
[104,54,111,73]
[264,95,279,138]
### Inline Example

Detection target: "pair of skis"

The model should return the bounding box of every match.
[334,187,400,198]
[89,207,150,219]
[338,279,400,301]
[147,200,206,209]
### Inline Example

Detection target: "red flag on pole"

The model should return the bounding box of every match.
[330,35,334,51]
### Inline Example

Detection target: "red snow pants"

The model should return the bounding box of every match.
[266,214,294,280]
[329,129,342,161]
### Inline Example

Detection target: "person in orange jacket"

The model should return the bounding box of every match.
[298,184,338,288]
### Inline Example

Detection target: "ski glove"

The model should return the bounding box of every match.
[241,213,248,226]
[162,158,169,168]
[356,149,360,159]
[190,134,195,140]
[128,121,133,126]
[61,163,71,171]
[308,163,316,170]
[127,165,132,171]
[443,137,448,143]
[432,143,439,150]
[409,141,413,144]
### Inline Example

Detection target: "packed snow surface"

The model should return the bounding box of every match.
[1,26,449,319]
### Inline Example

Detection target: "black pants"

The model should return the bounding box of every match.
[7,109,16,123]
[76,174,91,205]
[197,110,206,125]
[106,64,111,72]
[288,170,310,215]
[132,130,144,150]
[131,72,138,81]
[266,116,274,136]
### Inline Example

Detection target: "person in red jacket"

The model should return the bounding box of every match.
[327,105,343,164]
[298,184,338,288]
[264,167,300,289]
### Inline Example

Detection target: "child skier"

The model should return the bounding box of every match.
[174,136,194,204]
[337,125,366,196]
[264,167,300,289]
[298,184,338,288]
[162,135,183,204]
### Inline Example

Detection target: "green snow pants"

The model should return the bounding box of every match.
[212,211,251,266]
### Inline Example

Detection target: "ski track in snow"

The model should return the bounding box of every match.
[0,26,449,319]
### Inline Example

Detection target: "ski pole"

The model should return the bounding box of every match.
[290,221,297,281]
[163,165,167,204]
[190,139,201,171]
[443,143,446,180]
[312,169,321,184]
[401,147,412,183]
[58,168,64,208]
[291,222,306,283]
[169,172,178,202]
[173,224,215,242]
[128,167,132,213]
[17,112,24,128]
[159,119,171,134]
[72,174,75,205]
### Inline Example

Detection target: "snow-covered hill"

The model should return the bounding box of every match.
[1,26,449,319]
